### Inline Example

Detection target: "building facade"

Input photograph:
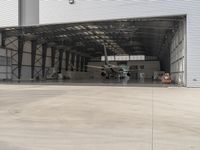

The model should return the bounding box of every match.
[0,0,200,87]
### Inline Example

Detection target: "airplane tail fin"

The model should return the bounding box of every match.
[103,44,109,65]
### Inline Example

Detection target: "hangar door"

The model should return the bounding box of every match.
[0,15,186,86]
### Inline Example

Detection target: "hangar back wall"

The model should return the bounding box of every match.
[38,0,200,87]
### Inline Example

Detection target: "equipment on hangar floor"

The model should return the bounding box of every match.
[139,73,145,81]
[154,71,165,80]
[87,44,138,79]
[161,73,172,84]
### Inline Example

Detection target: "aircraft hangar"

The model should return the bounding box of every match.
[0,0,200,87]
[0,16,186,87]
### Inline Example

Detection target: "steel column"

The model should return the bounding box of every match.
[80,56,84,72]
[65,51,70,71]
[1,31,6,47]
[18,36,24,80]
[58,49,64,73]
[31,40,37,79]
[84,57,88,72]
[71,52,75,71]
[42,43,47,78]
[51,47,56,68]
[76,54,80,71]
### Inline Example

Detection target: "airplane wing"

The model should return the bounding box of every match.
[112,66,122,69]
[109,65,122,69]
[86,65,104,69]
[129,69,141,72]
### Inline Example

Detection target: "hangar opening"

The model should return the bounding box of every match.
[0,16,186,86]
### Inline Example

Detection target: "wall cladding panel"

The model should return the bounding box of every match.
[0,49,12,80]
[40,0,193,24]
[22,52,31,66]
[47,48,51,57]
[0,1,18,27]
[23,41,32,53]
[46,57,51,67]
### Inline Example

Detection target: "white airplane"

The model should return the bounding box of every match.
[87,45,137,79]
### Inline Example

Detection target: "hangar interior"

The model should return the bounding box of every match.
[0,16,186,86]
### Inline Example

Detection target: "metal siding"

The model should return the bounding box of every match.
[0,0,18,27]
[39,0,194,24]
[187,13,200,87]
[38,1,200,87]
[170,21,185,86]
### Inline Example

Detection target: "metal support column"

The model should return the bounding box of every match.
[51,47,56,68]
[1,31,6,47]
[31,40,37,79]
[42,43,47,78]
[84,57,88,72]
[65,51,70,71]
[18,36,24,80]
[71,52,75,71]
[76,54,80,71]
[80,56,84,72]
[58,49,64,73]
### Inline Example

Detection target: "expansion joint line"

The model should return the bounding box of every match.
[152,88,154,150]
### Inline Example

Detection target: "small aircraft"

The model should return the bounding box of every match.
[87,45,136,79]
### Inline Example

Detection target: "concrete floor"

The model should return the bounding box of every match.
[0,84,199,150]
[0,79,176,87]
